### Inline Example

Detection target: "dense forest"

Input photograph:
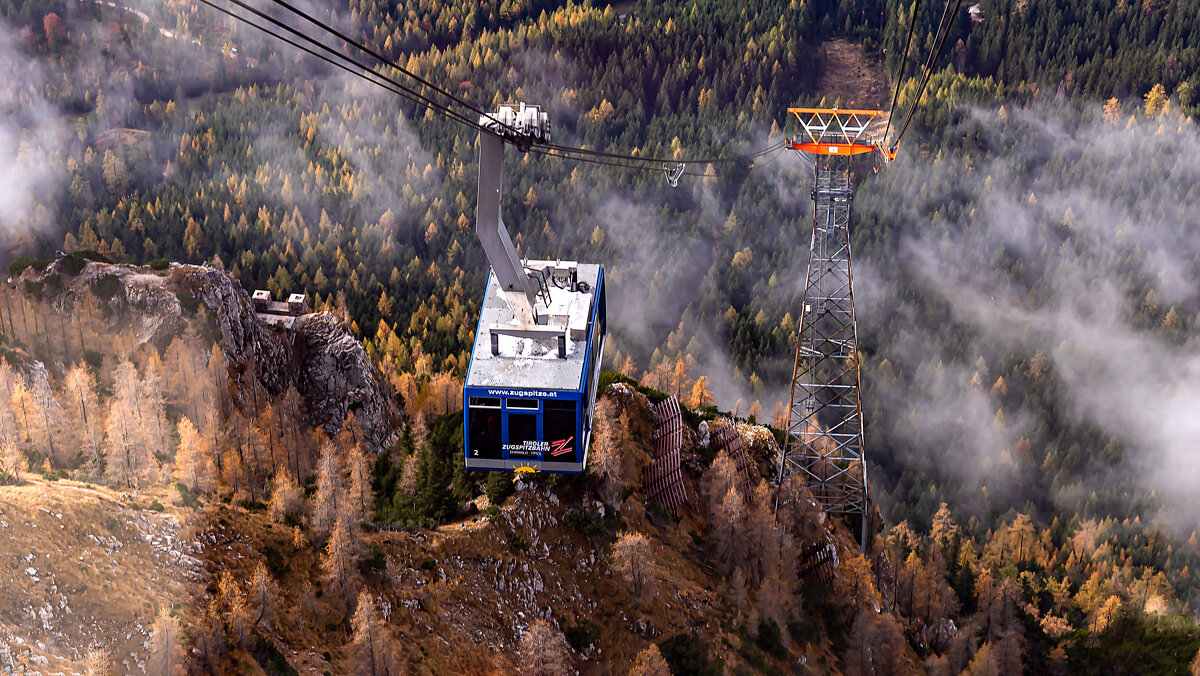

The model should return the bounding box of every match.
[2,0,1200,671]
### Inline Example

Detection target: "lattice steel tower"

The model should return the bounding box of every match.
[777,109,889,552]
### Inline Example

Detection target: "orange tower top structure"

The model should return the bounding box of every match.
[787,108,898,162]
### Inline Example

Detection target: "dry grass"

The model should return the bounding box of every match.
[0,478,201,674]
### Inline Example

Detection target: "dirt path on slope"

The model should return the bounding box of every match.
[810,38,893,138]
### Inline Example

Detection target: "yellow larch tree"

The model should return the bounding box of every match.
[248,561,281,629]
[517,619,570,676]
[587,398,625,506]
[1144,83,1168,117]
[687,376,713,409]
[146,608,182,676]
[104,395,156,488]
[174,416,214,494]
[628,643,670,676]
[312,443,343,537]
[347,444,375,525]
[351,591,397,676]
[268,467,304,522]
[62,364,103,472]
[322,517,361,614]
[611,531,655,606]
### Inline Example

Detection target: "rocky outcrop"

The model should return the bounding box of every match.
[293,312,399,451]
[15,256,401,452]
[60,259,188,348]
[173,264,292,396]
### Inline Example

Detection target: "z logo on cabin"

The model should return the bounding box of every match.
[549,437,574,457]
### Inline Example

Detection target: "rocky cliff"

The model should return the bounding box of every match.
[10,254,401,452]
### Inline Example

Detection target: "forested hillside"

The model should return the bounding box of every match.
[2,0,1200,672]
[880,0,1200,101]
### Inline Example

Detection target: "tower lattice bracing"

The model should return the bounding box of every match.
[778,108,883,550]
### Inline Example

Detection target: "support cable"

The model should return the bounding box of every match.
[203,0,487,132]
[200,0,788,180]
[881,0,923,146]
[539,139,785,167]
[250,0,784,168]
[262,0,501,126]
[529,145,785,178]
[889,0,965,151]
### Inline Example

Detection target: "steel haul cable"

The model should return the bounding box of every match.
[251,0,784,169]
[881,0,923,147]
[531,143,786,178]
[260,0,505,128]
[199,0,487,133]
[199,0,798,177]
[889,0,965,152]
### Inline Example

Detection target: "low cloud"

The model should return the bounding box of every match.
[0,21,69,240]
[854,103,1200,531]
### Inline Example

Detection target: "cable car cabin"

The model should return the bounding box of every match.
[463,260,606,473]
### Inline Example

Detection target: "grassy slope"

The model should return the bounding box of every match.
[0,478,201,674]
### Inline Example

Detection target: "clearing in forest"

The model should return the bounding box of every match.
[811,38,893,136]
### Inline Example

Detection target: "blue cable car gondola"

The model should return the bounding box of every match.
[463,104,607,473]
[463,262,606,473]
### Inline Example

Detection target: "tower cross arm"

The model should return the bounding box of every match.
[787,108,884,157]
